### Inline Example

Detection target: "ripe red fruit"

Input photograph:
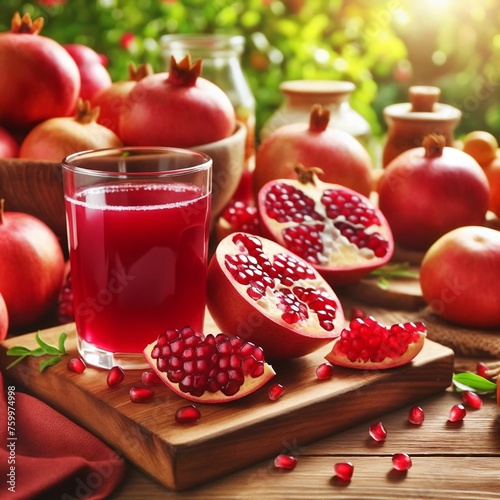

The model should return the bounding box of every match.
[316,362,334,380]
[334,462,354,481]
[369,421,387,442]
[63,43,112,101]
[143,326,276,403]
[107,366,125,388]
[268,383,284,401]
[392,453,412,471]
[175,405,201,424]
[120,55,236,148]
[377,134,490,251]
[254,104,373,198]
[129,386,155,403]
[274,454,298,470]
[325,316,426,370]
[206,233,345,360]
[67,357,86,374]
[0,200,65,327]
[462,391,483,409]
[419,225,500,329]
[408,405,425,425]
[448,404,466,422]
[0,13,80,129]
[0,127,18,158]
[257,166,394,285]
[0,293,9,342]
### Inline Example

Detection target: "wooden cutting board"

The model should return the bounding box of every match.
[0,307,454,491]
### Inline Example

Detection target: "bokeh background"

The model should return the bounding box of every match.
[3,0,500,140]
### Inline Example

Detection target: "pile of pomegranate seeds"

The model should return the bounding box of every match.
[274,454,298,470]
[107,366,125,388]
[219,200,260,235]
[333,462,354,481]
[67,357,86,374]
[268,383,284,401]
[175,405,201,424]
[392,452,412,471]
[335,316,425,363]
[369,421,388,442]
[448,404,467,422]
[150,326,267,398]
[225,233,340,331]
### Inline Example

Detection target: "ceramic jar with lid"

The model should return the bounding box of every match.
[260,80,372,150]
[382,85,462,167]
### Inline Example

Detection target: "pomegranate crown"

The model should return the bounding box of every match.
[11,12,44,35]
[423,133,446,158]
[127,62,153,81]
[75,99,100,124]
[309,104,330,133]
[167,54,203,87]
[294,164,324,184]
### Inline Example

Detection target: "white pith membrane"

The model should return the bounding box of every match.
[262,179,390,267]
[143,336,276,403]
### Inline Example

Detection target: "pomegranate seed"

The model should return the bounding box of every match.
[274,454,297,470]
[334,462,354,481]
[129,386,155,403]
[392,453,412,471]
[107,366,125,388]
[369,421,387,442]
[408,405,425,425]
[476,361,489,378]
[268,383,284,401]
[316,362,334,380]
[462,391,483,409]
[67,357,86,374]
[219,200,260,234]
[141,369,163,386]
[350,307,366,320]
[448,404,466,422]
[175,405,201,424]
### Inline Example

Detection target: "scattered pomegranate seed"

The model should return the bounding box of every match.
[334,462,354,481]
[392,452,412,471]
[141,369,162,386]
[129,386,155,403]
[350,307,366,320]
[462,391,483,409]
[268,383,284,401]
[448,404,466,422]
[274,454,297,470]
[107,366,125,388]
[369,421,387,442]
[175,405,201,424]
[67,357,86,374]
[408,405,425,425]
[476,361,489,378]
[316,362,334,380]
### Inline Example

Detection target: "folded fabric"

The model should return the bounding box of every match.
[0,370,125,499]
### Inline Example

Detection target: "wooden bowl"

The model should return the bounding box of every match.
[0,123,246,248]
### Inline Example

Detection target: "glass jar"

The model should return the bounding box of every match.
[260,80,373,152]
[161,34,256,169]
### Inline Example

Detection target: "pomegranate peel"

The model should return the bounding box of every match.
[325,316,426,370]
[143,326,275,403]
[258,166,394,285]
[207,232,345,360]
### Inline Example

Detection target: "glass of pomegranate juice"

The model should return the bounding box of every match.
[62,147,212,369]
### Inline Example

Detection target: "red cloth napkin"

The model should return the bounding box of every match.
[0,371,125,499]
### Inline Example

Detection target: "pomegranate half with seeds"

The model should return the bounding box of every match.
[143,326,275,403]
[325,316,426,369]
[257,166,394,286]
[206,232,345,360]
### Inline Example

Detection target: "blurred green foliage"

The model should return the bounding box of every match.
[2,0,500,141]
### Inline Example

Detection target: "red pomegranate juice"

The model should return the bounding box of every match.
[66,182,210,354]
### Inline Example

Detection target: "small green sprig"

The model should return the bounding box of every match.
[369,262,420,289]
[452,372,497,394]
[6,332,68,373]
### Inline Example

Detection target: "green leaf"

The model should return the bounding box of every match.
[58,332,68,355]
[6,346,32,356]
[452,372,497,393]
[35,331,63,355]
[39,356,62,373]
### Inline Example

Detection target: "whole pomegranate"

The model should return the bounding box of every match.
[0,126,18,158]
[419,225,500,329]
[19,99,122,161]
[91,63,153,136]
[64,43,112,101]
[253,104,373,197]
[0,200,65,328]
[377,134,490,251]
[120,55,236,148]
[0,13,80,129]
[0,292,8,341]
[207,232,345,360]
[257,166,394,285]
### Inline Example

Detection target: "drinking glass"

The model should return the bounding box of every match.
[62,147,212,369]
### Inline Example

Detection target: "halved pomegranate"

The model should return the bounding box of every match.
[325,316,426,370]
[143,326,275,403]
[206,232,345,360]
[257,166,394,285]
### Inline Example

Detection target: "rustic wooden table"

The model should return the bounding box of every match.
[110,356,500,500]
